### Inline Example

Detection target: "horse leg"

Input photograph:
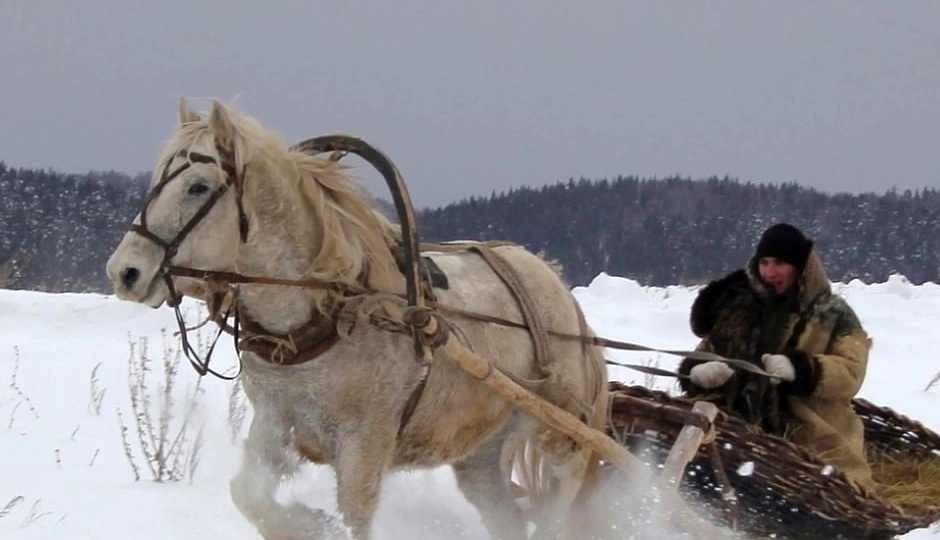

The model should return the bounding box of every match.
[231,418,347,540]
[452,431,527,540]
[528,428,595,540]
[333,436,393,540]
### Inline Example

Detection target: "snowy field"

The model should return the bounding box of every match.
[1,273,938,539]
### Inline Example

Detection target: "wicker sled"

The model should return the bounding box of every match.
[608,382,940,539]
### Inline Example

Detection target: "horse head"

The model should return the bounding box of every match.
[106,99,248,307]
[108,99,403,318]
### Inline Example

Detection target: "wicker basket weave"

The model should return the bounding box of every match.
[608,382,940,539]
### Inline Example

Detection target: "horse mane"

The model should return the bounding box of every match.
[157,102,404,299]
[290,151,404,294]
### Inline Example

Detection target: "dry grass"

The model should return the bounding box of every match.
[0,496,24,520]
[7,346,39,430]
[87,362,106,416]
[926,370,940,392]
[870,445,940,515]
[228,377,247,444]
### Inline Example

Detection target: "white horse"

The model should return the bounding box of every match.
[106,99,609,540]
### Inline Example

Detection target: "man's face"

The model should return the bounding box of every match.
[758,257,798,295]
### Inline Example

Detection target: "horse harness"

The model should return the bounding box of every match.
[130,140,780,438]
[172,238,567,431]
[127,142,571,438]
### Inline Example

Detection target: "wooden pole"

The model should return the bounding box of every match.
[651,400,720,535]
[440,338,725,540]
[661,401,719,488]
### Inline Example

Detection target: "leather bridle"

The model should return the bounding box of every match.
[131,146,248,262]
[128,144,249,379]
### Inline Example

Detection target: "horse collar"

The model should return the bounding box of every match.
[237,311,339,366]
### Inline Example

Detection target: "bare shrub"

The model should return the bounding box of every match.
[7,346,39,430]
[0,496,50,529]
[19,499,51,528]
[117,330,205,483]
[228,377,248,444]
[926,370,940,392]
[88,362,106,416]
[0,496,24,520]
[643,356,661,389]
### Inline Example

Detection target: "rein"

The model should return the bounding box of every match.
[166,264,778,382]
[129,134,776,384]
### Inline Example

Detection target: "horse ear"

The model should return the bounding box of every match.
[208,100,236,153]
[178,97,200,124]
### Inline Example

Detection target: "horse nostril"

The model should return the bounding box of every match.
[120,267,141,289]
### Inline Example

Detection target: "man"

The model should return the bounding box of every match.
[678,223,875,488]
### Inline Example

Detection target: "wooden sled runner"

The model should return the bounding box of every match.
[609,382,940,539]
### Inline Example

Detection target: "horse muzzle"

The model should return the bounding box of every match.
[106,241,171,308]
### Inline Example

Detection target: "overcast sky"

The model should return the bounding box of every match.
[2,2,939,208]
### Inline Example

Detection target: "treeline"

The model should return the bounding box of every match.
[419,176,940,286]
[0,162,148,291]
[1,161,938,292]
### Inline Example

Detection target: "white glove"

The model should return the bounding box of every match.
[762,354,796,385]
[689,361,734,389]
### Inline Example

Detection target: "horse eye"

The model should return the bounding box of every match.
[188,182,210,195]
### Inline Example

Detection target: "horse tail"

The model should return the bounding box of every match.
[504,432,545,514]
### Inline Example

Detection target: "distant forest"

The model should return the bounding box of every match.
[1,160,938,293]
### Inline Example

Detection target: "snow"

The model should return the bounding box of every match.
[1,274,939,539]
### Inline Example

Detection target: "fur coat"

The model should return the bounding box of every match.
[678,250,875,488]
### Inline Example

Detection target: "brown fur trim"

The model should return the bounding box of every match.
[690,269,749,337]
[780,348,820,396]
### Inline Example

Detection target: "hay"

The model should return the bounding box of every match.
[870,445,940,516]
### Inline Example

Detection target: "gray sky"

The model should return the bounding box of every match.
[2,1,939,208]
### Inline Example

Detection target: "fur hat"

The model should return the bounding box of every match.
[754,223,814,269]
